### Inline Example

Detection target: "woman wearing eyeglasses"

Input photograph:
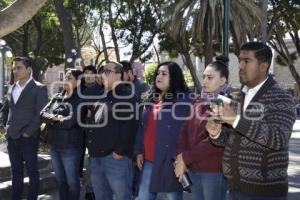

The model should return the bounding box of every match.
[134,62,192,200]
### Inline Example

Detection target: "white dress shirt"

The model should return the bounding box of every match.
[12,77,33,104]
[232,78,268,128]
[210,77,268,139]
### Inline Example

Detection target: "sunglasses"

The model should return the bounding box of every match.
[102,69,119,75]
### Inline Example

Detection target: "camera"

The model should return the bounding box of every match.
[211,93,232,106]
[210,93,232,123]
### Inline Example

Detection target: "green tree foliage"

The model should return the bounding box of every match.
[90,0,162,64]
[143,63,157,85]
[267,0,300,89]
[159,0,261,91]
[2,1,64,77]
[2,0,95,75]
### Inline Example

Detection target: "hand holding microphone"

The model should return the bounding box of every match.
[210,93,237,126]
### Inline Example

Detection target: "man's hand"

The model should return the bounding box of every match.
[136,154,144,170]
[210,103,237,126]
[112,152,124,160]
[22,132,31,138]
[174,153,187,181]
[0,126,5,134]
[206,120,222,137]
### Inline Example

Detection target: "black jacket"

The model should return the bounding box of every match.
[86,83,138,158]
[40,90,83,149]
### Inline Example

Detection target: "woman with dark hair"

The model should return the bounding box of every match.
[174,55,229,200]
[134,62,192,200]
[40,69,83,200]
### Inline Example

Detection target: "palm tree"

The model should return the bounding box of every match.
[0,0,48,37]
[162,0,261,70]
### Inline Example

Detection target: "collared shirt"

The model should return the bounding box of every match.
[12,77,32,104]
[210,77,269,139]
[232,77,268,128]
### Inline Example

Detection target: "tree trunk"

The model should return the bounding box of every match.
[99,19,109,62]
[270,34,300,90]
[181,52,201,93]
[204,12,213,66]
[54,0,78,68]
[280,38,300,90]
[0,0,48,37]
[260,0,268,43]
[153,45,160,64]
[33,16,42,56]
[22,23,30,57]
[108,0,120,62]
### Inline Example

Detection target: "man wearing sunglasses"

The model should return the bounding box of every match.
[86,61,138,200]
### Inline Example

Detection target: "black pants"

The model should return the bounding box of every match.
[7,136,39,200]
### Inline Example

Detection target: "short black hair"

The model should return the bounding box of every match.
[120,60,132,72]
[13,57,32,69]
[240,42,273,66]
[83,65,97,74]
[13,56,41,80]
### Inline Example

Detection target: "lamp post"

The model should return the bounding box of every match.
[222,0,230,57]
[0,39,12,104]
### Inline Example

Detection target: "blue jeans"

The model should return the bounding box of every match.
[50,147,81,200]
[7,136,39,200]
[137,161,183,200]
[189,171,227,200]
[229,191,287,200]
[90,154,133,200]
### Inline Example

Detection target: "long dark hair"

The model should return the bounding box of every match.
[147,62,189,102]
[62,68,82,95]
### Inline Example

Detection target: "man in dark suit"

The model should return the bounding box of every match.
[0,57,48,200]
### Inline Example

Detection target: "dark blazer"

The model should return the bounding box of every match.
[134,92,192,193]
[0,80,48,139]
[132,77,149,101]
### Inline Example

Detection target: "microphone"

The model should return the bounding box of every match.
[210,92,232,123]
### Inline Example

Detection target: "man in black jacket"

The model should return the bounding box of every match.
[86,61,138,200]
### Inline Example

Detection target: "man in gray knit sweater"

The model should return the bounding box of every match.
[207,42,296,200]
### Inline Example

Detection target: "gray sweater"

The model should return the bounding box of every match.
[212,77,296,197]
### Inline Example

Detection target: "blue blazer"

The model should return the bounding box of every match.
[134,92,192,192]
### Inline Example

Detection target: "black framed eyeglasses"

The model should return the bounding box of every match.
[103,69,118,75]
